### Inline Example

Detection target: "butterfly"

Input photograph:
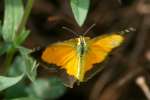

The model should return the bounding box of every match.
[31,24,135,83]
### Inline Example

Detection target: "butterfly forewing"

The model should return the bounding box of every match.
[90,34,124,51]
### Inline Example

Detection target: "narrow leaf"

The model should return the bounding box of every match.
[15,30,30,45]
[2,0,24,41]
[70,0,90,26]
[0,74,24,91]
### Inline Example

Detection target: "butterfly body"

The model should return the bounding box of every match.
[75,36,87,80]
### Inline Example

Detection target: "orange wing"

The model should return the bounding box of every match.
[41,39,81,79]
[84,34,124,72]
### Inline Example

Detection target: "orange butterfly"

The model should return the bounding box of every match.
[31,25,135,82]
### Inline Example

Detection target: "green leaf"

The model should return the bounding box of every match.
[4,82,27,99]
[15,30,30,45]
[18,47,38,82]
[70,0,90,26]
[26,78,66,100]
[8,56,26,76]
[0,74,24,91]
[2,0,24,41]
[24,58,37,82]
[18,46,31,54]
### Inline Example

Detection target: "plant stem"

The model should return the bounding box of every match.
[16,0,34,35]
[4,48,16,74]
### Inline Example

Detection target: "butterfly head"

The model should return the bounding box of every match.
[77,35,86,45]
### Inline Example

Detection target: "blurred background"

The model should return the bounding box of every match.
[0,0,150,100]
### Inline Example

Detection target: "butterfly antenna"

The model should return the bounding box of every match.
[83,23,96,36]
[120,27,136,35]
[62,26,79,36]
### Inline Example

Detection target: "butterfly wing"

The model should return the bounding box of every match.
[41,38,83,80]
[84,34,124,75]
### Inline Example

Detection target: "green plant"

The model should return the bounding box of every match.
[0,0,35,91]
